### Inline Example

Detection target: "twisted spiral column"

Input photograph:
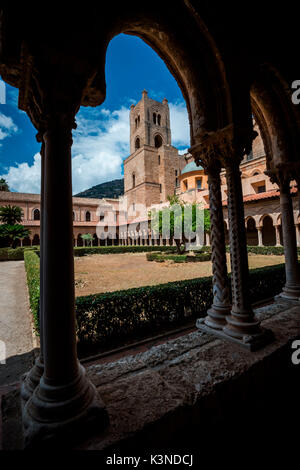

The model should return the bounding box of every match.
[223,160,263,340]
[202,163,231,329]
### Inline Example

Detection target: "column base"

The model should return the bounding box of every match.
[196,317,274,352]
[20,356,44,404]
[22,364,109,449]
[202,305,231,330]
[276,284,300,301]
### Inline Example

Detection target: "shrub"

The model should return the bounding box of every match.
[146,252,211,263]
[0,246,37,261]
[75,263,285,347]
[74,245,177,256]
[23,250,40,333]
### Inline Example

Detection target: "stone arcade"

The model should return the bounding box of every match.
[0,1,300,450]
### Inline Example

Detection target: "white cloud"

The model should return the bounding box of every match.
[0,112,18,143]
[0,101,190,194]
[1,153,41,194]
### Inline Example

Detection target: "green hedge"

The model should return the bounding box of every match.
[0,246,37,261]
[75,263,285,347]
[23,248,286,346]
[146,252,212,263]
[74,245,178,256]
[23,250,40,332]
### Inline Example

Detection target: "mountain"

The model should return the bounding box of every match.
[74,178,124,200]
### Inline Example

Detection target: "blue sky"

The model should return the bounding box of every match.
[0,34,189,194]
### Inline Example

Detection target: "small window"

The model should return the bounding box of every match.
[197,178,202,189]
[85,211,91,222]
[160,184,162,193]
[153,113,156,124]
[175,177,179,187]
[157,114,161,126]
[73,211,75,221]
[99,213,105,221]
[158,155,160,165]
[33,209,40,221]
[135,137,140,150]
[175,170,178,176]
[132,173,136,188]
[154,135,163,148]
[257,184,266,193]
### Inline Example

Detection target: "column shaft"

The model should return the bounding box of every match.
[279,180,300,298]
[201,165,230,329]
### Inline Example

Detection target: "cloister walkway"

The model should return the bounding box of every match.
[0,261,34,387]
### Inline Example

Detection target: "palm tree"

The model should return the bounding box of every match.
[0,224,30,248]
[0,205,23,225]
[0,178,10,192]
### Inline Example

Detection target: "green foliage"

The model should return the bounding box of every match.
[75,263,285,347]
[81,233,93,247]
[74,245,178,256]
[0,205,23,225]
[0,246,36,261]
[23,249,286,346]
[0,178,10,192]
[150,200,210,253]
[75,178,124,199]
[0,224,30,248]
[24,250,40,333]
[146,251,211,263]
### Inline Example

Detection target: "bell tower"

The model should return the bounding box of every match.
[124,91,184,214]
[129,90,171,154]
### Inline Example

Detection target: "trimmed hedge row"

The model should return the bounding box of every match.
[75,263,286,347]
[23,250,40,333]
[0,246,37,261]
[146,252,212,263]
[24,249,286,347]
[74,245,178,256]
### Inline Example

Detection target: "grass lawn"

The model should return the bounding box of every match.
[74,252,285,296]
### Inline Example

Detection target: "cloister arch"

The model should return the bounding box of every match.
[246,217,258,246]
[262,215,276,246]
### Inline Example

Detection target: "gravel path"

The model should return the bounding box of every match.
[0,261,34,386]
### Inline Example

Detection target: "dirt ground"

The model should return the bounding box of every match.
[74,252,285,297]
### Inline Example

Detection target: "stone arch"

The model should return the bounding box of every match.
[77,233,83,247]
[32,208,40,221]
[251,64,300,169]
[135,136,140,150]
[262,215,276,246]
[154,134,163,148]
[246,216,258,246]
[32,234,40,246]
[88,7,233,154]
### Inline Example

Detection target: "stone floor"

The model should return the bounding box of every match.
[2,299,299,451]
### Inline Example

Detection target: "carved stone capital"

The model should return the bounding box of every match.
[189,124,257,170]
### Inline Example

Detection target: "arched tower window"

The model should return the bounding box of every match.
[154,134,163,148]
[33,209,40,221]
[157,114,161,126]
[73,211,75,221]
[135,137,140,150]
[138,115,140,126]
[132,173,136,188]
[153,113,157,124]
[85,211,91,222]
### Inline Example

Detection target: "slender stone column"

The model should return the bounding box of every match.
[295,224,300,247]
[277,178,300,299]
[275,225,281,246]
[23,112,108,447]
[21,138,45,403]
[197,162,231,330]
[223,159,269,346]
[257,227,263,247]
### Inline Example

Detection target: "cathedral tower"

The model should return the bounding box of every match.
[124,91,185,216]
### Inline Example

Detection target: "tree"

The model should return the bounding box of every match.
[150,199,210,254]
[0,178,10,192]
[0,205,23,225]
[0,224,30,248]
[81,233,93,247]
